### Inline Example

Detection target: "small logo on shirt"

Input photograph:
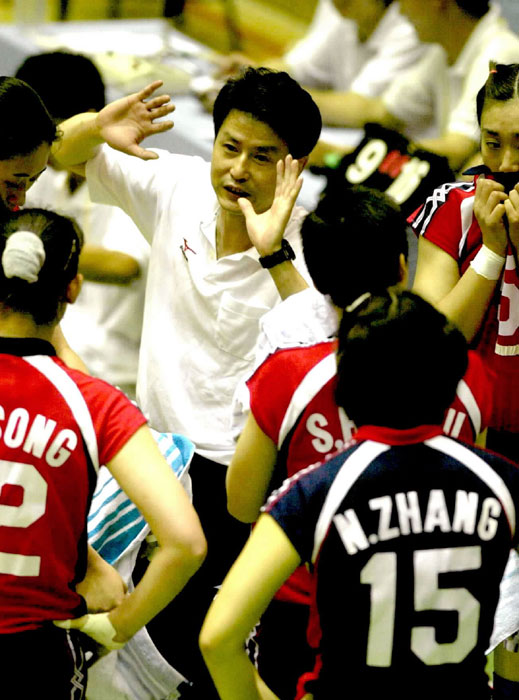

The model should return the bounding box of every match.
[180,238,197,261]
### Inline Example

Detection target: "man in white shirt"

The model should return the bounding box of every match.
[52,68,321,699]
[288,0,424,128]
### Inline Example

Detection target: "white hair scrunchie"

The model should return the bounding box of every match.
[2,230,46,284]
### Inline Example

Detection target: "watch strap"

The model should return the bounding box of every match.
[259,239,296,269]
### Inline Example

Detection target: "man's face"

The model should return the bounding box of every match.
[211,109,290,217]
[0,142,49,212]
[398,0,439,43]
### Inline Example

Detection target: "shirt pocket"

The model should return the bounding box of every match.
[216,292,270,361]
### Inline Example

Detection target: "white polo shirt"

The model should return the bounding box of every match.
[383,5,519,141]
[285,2,423,97]
[86,146,310,464]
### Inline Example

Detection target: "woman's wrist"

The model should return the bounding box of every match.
[470,244,506,280]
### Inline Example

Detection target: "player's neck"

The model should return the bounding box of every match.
[216,210,252,259]
[0,310,55,343]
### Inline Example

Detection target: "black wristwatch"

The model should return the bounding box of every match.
[258,239,296,269]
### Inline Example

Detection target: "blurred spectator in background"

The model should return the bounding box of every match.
[16,51,149,399]
[316,0,519,172]
[215,0,424,131]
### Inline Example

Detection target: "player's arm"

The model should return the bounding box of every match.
[79,245,141,284]
[306,89,403,130]
[104,426,206,642]
[412,237,500,342]
[226,413,278,523]
[200,513,300,700]
[413,179,508,342]
[52,80,175,175]
[57,426,206,646]
[240,154,308,300]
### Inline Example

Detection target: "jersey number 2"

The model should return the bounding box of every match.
[0,460,47,576]
[361,546,481,666]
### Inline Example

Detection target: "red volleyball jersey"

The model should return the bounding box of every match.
[0,337,146,633]
[410,178,519,432]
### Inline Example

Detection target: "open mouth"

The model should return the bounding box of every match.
[224,185,250,198]
[5,195,21,211]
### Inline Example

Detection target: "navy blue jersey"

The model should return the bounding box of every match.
[264,425,519,700]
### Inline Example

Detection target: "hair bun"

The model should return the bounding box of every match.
[2,230,45,283]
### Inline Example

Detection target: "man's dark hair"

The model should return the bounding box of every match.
[476,62,519,125]
[301,185,408,309]
[15,50,106,119]
[0,77,57,159]
[213,67,322,158]
[455,0,489,19]
[335,290,468,429]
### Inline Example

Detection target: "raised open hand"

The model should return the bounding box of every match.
[96,81,175,160]
[238,155,303,256]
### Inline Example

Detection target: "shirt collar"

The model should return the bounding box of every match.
[200,203,219,249]
[200,204,264,262]
[0,337,56,357]
[355,424,443,445]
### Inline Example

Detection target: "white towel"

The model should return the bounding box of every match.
[86,431,194,700]
[488,549,519,653]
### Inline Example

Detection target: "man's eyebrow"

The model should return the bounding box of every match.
[255,145,281,153]
[483,129,519,139]
[12,167,47,178]
[219,130,281,151]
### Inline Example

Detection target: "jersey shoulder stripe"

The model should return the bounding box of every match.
[455,378,482,438]
[425,435,516,535]
[278,352,337,449]
[411,181,475,237]
[23,355,99,472]
[312,441,390,563]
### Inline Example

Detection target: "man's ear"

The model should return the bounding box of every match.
[296,156,309,174]
[65,273,83,304]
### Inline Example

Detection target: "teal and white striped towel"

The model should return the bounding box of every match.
[88,431,194,566]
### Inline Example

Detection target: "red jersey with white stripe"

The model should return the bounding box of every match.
[248,341,352,605]
[265,425,519,699]
[0,337,146,633]
[247,342,492,605]
[409,178,519,432]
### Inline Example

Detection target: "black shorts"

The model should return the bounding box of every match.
[0,624,87,699]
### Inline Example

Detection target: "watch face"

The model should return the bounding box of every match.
[491,172,519,190]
